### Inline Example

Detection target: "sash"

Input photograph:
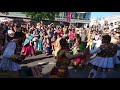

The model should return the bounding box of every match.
[3,42,16,58]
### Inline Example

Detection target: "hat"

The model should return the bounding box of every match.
[23,36,33,46]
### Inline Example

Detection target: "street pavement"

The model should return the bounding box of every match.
[20,54,90,78]
[1,53,120,78]
[20,53,120,78]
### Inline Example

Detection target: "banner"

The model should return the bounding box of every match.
[67,12,71,22]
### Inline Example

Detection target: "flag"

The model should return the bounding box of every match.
[67,12,71,22]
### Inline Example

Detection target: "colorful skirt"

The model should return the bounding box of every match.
[21,45,35,56]
[117,50,120,57]
[89,56,120,72]
[0,57,21,71]
[49,66,69,78]
[75,56,86,64]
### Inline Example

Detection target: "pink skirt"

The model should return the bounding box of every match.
[76,56,86,64]
[21,45,35,56]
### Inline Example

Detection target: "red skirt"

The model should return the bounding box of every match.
[76,56,86,64]
[21,45,35,56]
[49,67,69,78]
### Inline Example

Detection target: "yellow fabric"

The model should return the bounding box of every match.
[53,38,61,56]
[87,34,92,40]
[86,41,93,50]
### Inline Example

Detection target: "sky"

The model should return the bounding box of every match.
[91,12,120,19]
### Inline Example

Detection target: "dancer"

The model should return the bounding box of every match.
[71,34,86,68]
[0,32,25,77]
[49,38,89,78]
[21,36,35,57]
[88,35,120,78]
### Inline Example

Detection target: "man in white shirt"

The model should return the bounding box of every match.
[109,23,114,31]
[95,39,102,48]
[81,31,86,42]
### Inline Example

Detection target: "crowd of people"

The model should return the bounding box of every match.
[0,20,120,78]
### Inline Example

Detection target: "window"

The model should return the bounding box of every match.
[59,12,63,18]
[64,12,67,18]
[79,13,84,20]
[81,13,91,20]
[71,12,75,19]
[74,13,78,19]
[83,13,86,20]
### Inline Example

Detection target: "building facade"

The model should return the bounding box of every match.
[0,12,31,23]
[0,12,91,27]
[90,15,120,26]
[55,12,91,28]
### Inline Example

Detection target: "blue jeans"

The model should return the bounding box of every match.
[69,40,75,49]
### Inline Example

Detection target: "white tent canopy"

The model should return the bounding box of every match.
[0,17,13,22]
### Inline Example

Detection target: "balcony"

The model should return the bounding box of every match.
[71,19,90,23]
[55,17,90,23]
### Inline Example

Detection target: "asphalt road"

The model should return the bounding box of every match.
[20,53,120,78]
[1,53,120,78]
[20,53,90,78]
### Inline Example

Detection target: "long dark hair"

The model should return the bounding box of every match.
[102,35,111,43]
[60,38,68,48]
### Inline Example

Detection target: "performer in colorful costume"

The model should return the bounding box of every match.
[53,34,62,57]
[71,34,86,68]
[43,35,51,55]
[0,32,26,78]
[21,36,35,57]
[88,35,120,78]
[49,38,89,78]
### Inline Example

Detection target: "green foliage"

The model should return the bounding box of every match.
[23,12,59,21]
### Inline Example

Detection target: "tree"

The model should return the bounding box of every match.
[23,12,59,21]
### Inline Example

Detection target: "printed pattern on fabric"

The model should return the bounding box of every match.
[97,43,118,57]
[49,49,70,78]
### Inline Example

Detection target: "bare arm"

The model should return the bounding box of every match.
[89,48,101,55]
[65,51,84,60]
